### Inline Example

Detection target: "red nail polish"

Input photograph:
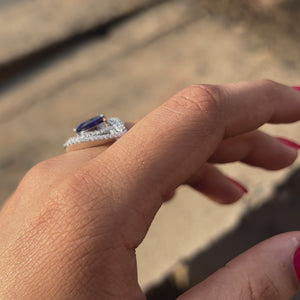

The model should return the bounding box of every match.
[277,137,300,150]
[293,247,300,282]
[293,86,300,91]
[227,177,248,193]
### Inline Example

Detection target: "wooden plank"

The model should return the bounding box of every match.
[0,0,163,65]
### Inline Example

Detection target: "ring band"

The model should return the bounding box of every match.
[64,115,127,152]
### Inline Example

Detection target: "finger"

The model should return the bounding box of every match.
[56,125,297,184]
[222,81,300,135]
[184,130,298,205]
[101,80,300,194]
[58,119,297,179]
[178,232,300,300]
[56,129,296,205]
[23,121,138,183]
[210,130,299,170]
[68,80,300,246]
[187,164,247,204]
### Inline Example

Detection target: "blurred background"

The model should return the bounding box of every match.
[0,0,300,298]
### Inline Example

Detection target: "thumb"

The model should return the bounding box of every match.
[178,232,300,300]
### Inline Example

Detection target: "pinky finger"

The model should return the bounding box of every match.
[186,163,248,204]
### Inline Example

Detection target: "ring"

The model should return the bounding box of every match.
[64,114,127,152]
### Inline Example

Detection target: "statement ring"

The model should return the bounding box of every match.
[64,114,127,152]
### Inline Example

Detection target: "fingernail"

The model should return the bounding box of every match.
[277,137,300,150]
[293,86,300,91]
[227,177,248,193]
[293,247,300,282]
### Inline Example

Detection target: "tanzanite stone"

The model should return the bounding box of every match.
[76,115,105,133]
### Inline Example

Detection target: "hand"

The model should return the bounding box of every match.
[1,80,300,299]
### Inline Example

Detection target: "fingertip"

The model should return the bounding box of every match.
[277,137,300,150]
[189,167,248,205]
[227,177,248,194]
[179,232,300,300]
[274,137,299,168]
[218,177,247,204]
[242,135,299,171]
[292,86,300,92]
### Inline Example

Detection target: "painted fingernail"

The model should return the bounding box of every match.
[293,247,300,282]
[277,137,300,150]
[227,177,248,193]
[293,86,300,91]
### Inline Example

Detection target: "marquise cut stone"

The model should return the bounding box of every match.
[76,115,105,133]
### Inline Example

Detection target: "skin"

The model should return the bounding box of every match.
[0,79,300,299]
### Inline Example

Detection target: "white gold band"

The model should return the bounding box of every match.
[64,117,127,152]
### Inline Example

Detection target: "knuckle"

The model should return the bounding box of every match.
[246,276,281,300]
[259,79,282,97]
[169,84,223,118]
[220,269,279,300]
[260,78,277,87]
[257,79,282,104]
[20,160,54,188]
[224,260,283,300]
[26,161,49,178]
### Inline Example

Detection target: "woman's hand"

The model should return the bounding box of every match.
[1,80,300,299]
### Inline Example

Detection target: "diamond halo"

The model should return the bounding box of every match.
[64,115,127,152]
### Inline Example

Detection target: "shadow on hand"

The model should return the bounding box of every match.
[146,168,300,300]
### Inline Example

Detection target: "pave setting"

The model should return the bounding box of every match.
[64,116,127,151]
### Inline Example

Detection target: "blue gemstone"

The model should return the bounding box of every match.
[76,116,104,133]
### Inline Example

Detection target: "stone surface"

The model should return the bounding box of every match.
[0,0,300,296]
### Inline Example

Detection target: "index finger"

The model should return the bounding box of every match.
[100,80,300,190]
[71,80,300,244]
